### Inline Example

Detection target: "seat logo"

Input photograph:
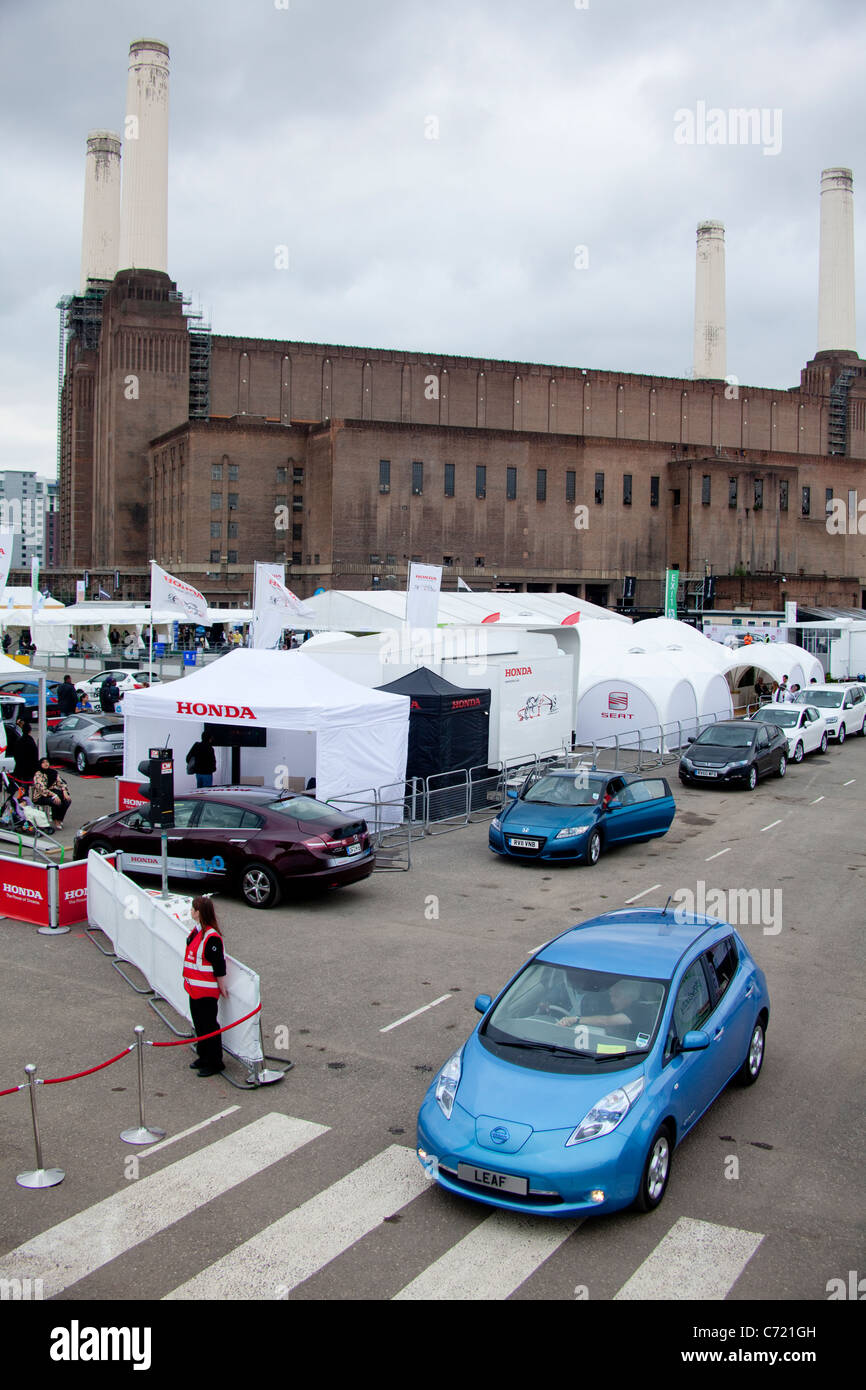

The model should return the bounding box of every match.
[608,691,629,709]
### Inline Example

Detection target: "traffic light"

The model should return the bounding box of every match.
[137,747,175,829]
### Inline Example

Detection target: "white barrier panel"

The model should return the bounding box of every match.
[87,852,264,1066]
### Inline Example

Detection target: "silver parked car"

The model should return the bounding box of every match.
[46,713,124,774]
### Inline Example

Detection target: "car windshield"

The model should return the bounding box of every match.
[521,773,606,807]
[264,795,332,820]
[483,960,666,1066]
[794,691,841,708]
[753,708,798,728]
[692,725,755,748]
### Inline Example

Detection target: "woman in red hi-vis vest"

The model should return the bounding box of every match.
[183,896,229,1076]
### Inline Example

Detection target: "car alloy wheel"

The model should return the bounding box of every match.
[736,1020,765,1086]
[837,723,846,745]
[793,741,804,763]
[87,839,113,856]
[634,1125,672,1211]
[585,828,602,866]
[746,765,758,791]
[777,753,787,778]
[241,862,282,909]
[75,749,88,774]
[819,733,828,754]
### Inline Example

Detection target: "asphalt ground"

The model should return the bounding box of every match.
[0,729,863,1330]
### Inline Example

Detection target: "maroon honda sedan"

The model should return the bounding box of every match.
[74,787,375,908]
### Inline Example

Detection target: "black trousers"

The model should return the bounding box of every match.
[188,994,224,1070]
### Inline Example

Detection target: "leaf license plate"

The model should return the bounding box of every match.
[457,1163,528,1196]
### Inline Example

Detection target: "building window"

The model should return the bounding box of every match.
[623,474,633,506]
[672,488,681,506]
[210,492,222,511]
[444,463,455,497]
[780,480,788,511]
[276,466,287,484]
[210,522,221,538]
[292,468,304,485]
[314,553,320,564]
[594,472,605,505]
[292,498,304,511]
[211,464,222,481]
[476,465,487,498]
[379,459,390,492]
[802,486,811,517]
[754,478,763,510]
[537,469,547,502]
[228,493,238,510]
[475,556,485,568]
[292,551,302,564]
[227,522,238,539]
[386,554,395,565]
[412,461,423,495]
[825,487,834,515]
[369,553,380,564]
[227,550,238,564]
[228,464,239,482]
[292,523,302,541]
[443,555,453,566]
[565,470,576,504]
[702,474,711,506]
[209,549,220,563]
[729,477,738,508]
[506,467,517,500]
[650,476,659,508]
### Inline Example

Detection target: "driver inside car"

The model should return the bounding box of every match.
[557,978,642,1031]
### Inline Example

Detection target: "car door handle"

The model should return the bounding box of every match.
[228,838,247,843]
[713,1026,725,1040]
[745,983,755,998]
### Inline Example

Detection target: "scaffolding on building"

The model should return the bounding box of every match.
[827,367,857,455]
[169,290,211,418]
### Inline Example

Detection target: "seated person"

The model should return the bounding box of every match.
[557,978,642,1031]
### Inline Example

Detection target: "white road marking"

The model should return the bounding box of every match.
[843,779,856,786]
[759,820,782,833]
[0,1113,326,1299]
[393,1211,579,1300]
[136,1105,241,1159]
[811,796,824,804]
[705,848,731,861]
[613,1216,764,1301]
[624,884,661,904]
[380,993,453,1033]
[165,1144,428,1300]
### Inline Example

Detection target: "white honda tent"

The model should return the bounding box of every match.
[121,649,409,816]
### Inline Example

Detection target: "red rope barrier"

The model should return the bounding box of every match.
[149,1003,262,1047]
[41,1045,136,1086]
[0,1084,25,1097]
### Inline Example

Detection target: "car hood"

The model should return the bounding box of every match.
[684,743,753,764]
[503,800,599,831]
[454,1030,644,1133]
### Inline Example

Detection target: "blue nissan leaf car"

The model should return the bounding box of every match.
[416,909,769,1216]
[489,768,676,866]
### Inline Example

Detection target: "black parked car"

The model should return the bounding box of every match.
[679,720,788,790]
[74,787,375,908]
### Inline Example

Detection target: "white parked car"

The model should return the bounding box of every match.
[791,684,866,744]
[75,669,161,699]
[748,703,829,762]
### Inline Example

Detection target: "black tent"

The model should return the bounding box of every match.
[376,667,491,780]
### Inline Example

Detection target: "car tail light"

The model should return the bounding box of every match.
[301,837,328,851]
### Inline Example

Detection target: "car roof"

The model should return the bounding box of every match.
[536,908,729,979]
[178,786,312,805]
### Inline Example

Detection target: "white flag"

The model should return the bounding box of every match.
[456,576,473,592]
[0,529,14,594]
[253,564,311,648]
[150,561,208,624]
[31,556,43,614]
[406,561,442,630]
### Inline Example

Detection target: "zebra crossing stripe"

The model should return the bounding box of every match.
[165,1144,429,1300]
[393,1211,580,1300]
[613,1216,764,1300]
[0,1113,327,1299]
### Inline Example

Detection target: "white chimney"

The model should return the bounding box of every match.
[817,167,856,353]
[118,39,170,273]
[80,131,121,292]
[693,220,726,380]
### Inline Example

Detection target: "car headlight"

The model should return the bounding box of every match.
[435,1048,463,1119]
[555,825,589,838]
[565,1076,645,1146]
[491,816,501,831]
[680,756,693,768]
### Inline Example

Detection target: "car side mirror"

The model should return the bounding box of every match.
[679,1029,710,1052]
[605,797,621,810]
[474,994,492,1015]
[506,787,518,799]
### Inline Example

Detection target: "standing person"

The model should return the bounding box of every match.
[100,674,120,713]
[57,674,79,718]
[187,728,216,788]
[33,757,72,827]
[2,632,10,654]
[12,717,39,787]
[774,676,789,702]
[182,897,228,1077]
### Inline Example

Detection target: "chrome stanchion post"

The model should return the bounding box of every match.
[121,1026,166,1145]
[16,1063,64,1189]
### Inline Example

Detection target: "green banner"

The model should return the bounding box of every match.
[664,568,679,619]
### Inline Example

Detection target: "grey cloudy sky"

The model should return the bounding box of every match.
[2,0,864,475]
